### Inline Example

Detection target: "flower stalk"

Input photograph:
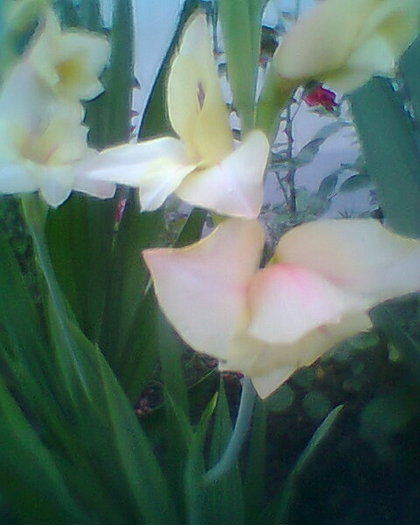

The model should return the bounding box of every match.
[203,376,256,485]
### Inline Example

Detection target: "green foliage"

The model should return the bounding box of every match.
[218,0,266,132]
[1,1,419,523]
[351,76,420,237]
[273,405,344,523]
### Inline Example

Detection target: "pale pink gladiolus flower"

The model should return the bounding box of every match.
[144,218,420,398]
[85,14,270,218]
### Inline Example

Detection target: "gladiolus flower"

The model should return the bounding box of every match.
[0,63,115,206]
[144,218,420,398]
[273,0,420,93]
[86,14,270,218]
[27,9,110,101]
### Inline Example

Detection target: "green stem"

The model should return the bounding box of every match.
[255,65,298,142]
[284,104,297,217]
[21,194,66,315]
[203,376,256,485]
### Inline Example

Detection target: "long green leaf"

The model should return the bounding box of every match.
[370,301,420,384]
[184,392,218,525]
[350,78,420,237]
[206,379,244,525]
[0,376,85,524]
[85,0,134,148]
[22,194,179,523]
[270,404,344,524]
[400,36,420,128]
[46,0,135,342]
[46,313,180,524]
[218,0,266,132]
[46,195,116,341]
[244,397,267,525]
[98,196,164,399]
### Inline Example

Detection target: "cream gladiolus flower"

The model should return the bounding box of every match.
[144,218,420,398]
[86,14,270,218]
[0,63,115,207]
[273,0,420,93]
[27,8,110,101]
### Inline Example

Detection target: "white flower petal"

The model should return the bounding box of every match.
[85,137,196,210]
[74,176,116,199]
[273,0,419,93]
[346,35,396,76]
[273,0,370,81]
[0,62,54,127]
[175,130,269,218]
[39,168,74,207]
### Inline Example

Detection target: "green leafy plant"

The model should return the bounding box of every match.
[0,1,419,524]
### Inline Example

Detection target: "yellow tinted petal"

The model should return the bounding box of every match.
[28,8,109,100]
[143,219,264,360]
[273,0,374,81]
[356,1,420,57]
[57,32,110,100]
[167,13,233,164]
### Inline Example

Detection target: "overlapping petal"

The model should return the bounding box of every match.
[144,218,420,398]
